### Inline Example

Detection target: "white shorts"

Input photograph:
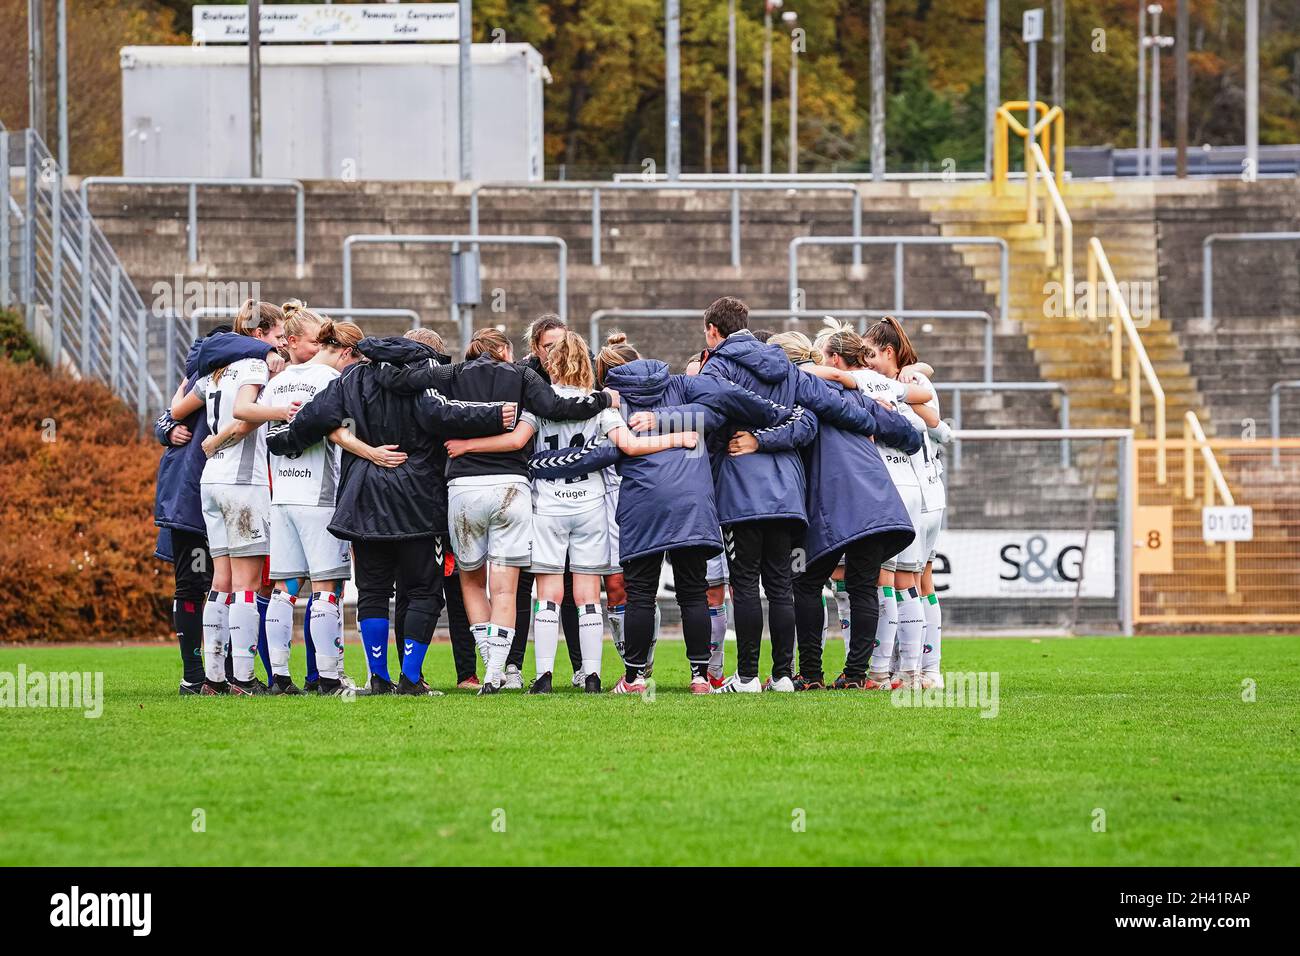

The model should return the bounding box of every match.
[269,503,351,582]
[600,491,621,576]
[919,508,944,565]
[447,478,532,571]
[883,484,926,573]
[531,506,611,575]
[201,483,271,559]
[707,551,729,586]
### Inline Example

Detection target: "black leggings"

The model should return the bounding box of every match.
[354,536,444,646]
[621,546,712,682]
[724,519,799,681]
[792,535,889,681]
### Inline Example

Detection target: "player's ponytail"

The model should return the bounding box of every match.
[769,330,823,366]
[465,328,512,362]
[596,331,639,386]
[815,316,868,369]
[546,330,595,391]
[316,319,363,354]
[233,298,285,338]
[281,299,324,340]
[864,315,918,370]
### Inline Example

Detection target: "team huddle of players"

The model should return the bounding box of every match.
[152,295,951,697]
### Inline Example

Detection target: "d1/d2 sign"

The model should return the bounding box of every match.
[1203,505,1253,542]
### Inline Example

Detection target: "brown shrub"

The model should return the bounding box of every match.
[0,359,168,642]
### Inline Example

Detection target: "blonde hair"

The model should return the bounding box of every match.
[769,330,823,366]
[465,328,511,361]
[814,316,868,368]
[546,330,595,390]
[403,328,446,352]
[596,331,639,386]
[281,299,324,340]
[216,298,284,383]
[316,319,363,352]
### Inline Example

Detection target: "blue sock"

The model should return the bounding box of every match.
[255,593,273,682]
[401,638,429,684]
[303,593,318,683]
[359,618,390,682]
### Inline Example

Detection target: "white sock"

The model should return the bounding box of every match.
[868,586,898,677]
[486,624,513,684]
[834,581,851,632]
[228,591,260,682]
[533,600,559,676]
[896,586,925,674]
[471,622,490,668]
[202,591,230,683]
[264,589,296,677]
[922,593,943,674]
[578,603,603,675]
[707,603,727,677]
[311,592,343,680]
[607,604,626,661]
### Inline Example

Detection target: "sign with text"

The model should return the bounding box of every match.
[192,4,458,44]
[932,529,1115,599]
[1203,505,1253,542]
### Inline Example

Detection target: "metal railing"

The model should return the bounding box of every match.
[1183,411,1237,596]
[788,235,1009,327]
[1201,231,1300,324]
[994,101,1066,195]
[2,127,164,423]
[80,176,305,273]
[1028,141,1075,313]
[1087,237,1167,484]
[588,307,996,384]
[612,171,1003,182]
[341,233,568,345]
[1270,379,1300,466]
[470,180,863,269]
[941,382,1071,469]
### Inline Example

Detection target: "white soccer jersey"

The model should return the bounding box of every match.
[195,357,269,487]
[851,368,918,488]
[522,384,623,517]
[910,372,947,512]
[265,363,343,507]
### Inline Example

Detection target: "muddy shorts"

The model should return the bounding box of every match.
[447,477,532,571]
[201,482,271,559]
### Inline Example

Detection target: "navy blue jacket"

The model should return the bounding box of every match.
[699,330,919,527]
[755,367,917,563]
[152,332,277,562]
[531,359,787,563]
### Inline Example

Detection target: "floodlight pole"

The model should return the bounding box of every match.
[1246,0,1259,181]
[249,0,262,178]
[459,0,473,180]
[984,0,999,180]
[727,0,737,179]
[27,0,46,143]
[870,0,885,181]
[56,0,68,171]
[666,0,681,180]
[1137,4,1147,176]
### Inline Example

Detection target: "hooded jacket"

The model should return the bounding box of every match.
[152,331,278,561]
[755,367,916,563]
[266,336,507,541]
[699,330,921,526]
[534,359,788,563]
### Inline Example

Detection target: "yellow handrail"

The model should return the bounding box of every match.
[993,101,1065,195]
[1087,236,1167,483]
[1183,411,1237,595]
[1027,140,1074,314]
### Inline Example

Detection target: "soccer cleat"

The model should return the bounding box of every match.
[502,664,524,690]
[764,676,796,693]
[230,677,268,696]
[571,668,588,688]
[898,670,922,690]
[456,675,481,690]
[179,680,204,696]
[316,677,346,696]
[303,679,320,694]
[610,676,647,695]
[713,674,762,694]
[476,679,501,697]
[528,672,554,695]
[397,674,442,696]
[269,675,303,696]
[792,674,825,691]
[199,680,229,696]
[584,672,602,694]
[689,675,712,695]
[830,673,868,690]
[920,671,944,690]
[368,675,396,695]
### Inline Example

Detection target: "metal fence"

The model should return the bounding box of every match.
[942,382,1071,468]
[1202,231,1300,324]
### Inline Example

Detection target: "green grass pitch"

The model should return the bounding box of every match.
[1,635,1297,866]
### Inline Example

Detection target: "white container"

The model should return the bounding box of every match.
[120,42,545,181]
